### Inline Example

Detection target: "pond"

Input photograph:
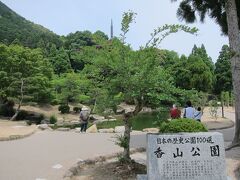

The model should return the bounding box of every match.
[96,110,169,130]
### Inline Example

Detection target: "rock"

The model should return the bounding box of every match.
[75,127,81,133]
[90,114,105,121]
[114,126,125,133]
[38,124,49,130]
[48,124,55,128]
[116,107,125,114]
[70,120,80,125]
[57,128,71,131]
[98,128,114,133]
[41,119,50,124]
[108,118,117,121]
[93,118,117,124]
[103,108,114,115]
[141,107,153,113]
[142,128,159,133]
[86,124,98,133]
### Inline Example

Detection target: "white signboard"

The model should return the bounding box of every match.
[147,132,227,180]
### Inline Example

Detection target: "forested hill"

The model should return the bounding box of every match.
[0,1,62,48]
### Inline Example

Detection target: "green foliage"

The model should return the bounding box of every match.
[58,104,70,114]
[160,118,208,133]
[170,54,213,92]
[0,44,53,103]
[49,115,57,124]
[209,100,219,120]
[97,119,124,129]
[146,24,198,48]
[51,73,91,104]
[191,44,214,73]
[171,0,240,35]
[73,106,82,113]
[221,91,230,107]
[78,95,91,104]
[214,45,232,94]
[0,2,62,48]
[120,10,137,44]
[0,102,15,117]
[114,134,129,149]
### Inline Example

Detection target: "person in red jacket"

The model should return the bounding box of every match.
[170,104,181,119]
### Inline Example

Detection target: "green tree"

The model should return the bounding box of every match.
[0,44,53,118]
[214,45,232,94]
[86,11,198,162]
[191,44,214,73]
[51,73,90,104]
[49,47,72,75]
[171,54,213,92]
[171,0,240,146]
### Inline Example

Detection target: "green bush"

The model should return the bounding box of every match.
[78,95,91,104]
[0,100,15,117]
[58,104,70,114]
[51,99,60,105]
[73,106,82,113]
[50,115,57,124]
[160,118,208,133]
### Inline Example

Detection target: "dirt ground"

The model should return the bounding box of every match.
[21,104,80,122]
[71,161,146,180]
[0,119,37,140]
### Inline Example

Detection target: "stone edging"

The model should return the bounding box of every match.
[234,164,240,179]
[63,147,146,180]
[0,128,37,141]
[207,119,235,130]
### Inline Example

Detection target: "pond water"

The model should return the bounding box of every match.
[96,110,170,130]
[131,111,169,130]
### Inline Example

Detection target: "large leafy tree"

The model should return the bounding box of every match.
[0,44,53,118]
[87,11,198,162]
[51,73,90,104]
[172,0,240,147]
[48,46,72,75]
[214,45,232,94]
[170,54,213,92]
[191,44,214,73]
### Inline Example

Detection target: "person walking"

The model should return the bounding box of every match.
[183,101,195,119]
[80,107,90,133]
[170,104,181,119]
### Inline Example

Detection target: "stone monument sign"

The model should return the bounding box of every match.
[138,132,228,180]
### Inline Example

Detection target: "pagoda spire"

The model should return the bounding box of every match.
[110,19,113,39]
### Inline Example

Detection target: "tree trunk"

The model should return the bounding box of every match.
[122,99,144,161]
[10,79,24,121]
[123,114,131,161]
[225,0,240,145]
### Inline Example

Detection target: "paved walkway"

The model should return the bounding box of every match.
[0,107,237,180]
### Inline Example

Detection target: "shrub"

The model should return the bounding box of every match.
[78,95,91,104]
[160,118,208,133]
[50,115,57,124]
[73,106,82,113]
[51,99,60,105]
[0,100,15,117]
[58,104,70,114]
[16,110,29,120]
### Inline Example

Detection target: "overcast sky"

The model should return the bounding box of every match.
[1,0,228,61]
